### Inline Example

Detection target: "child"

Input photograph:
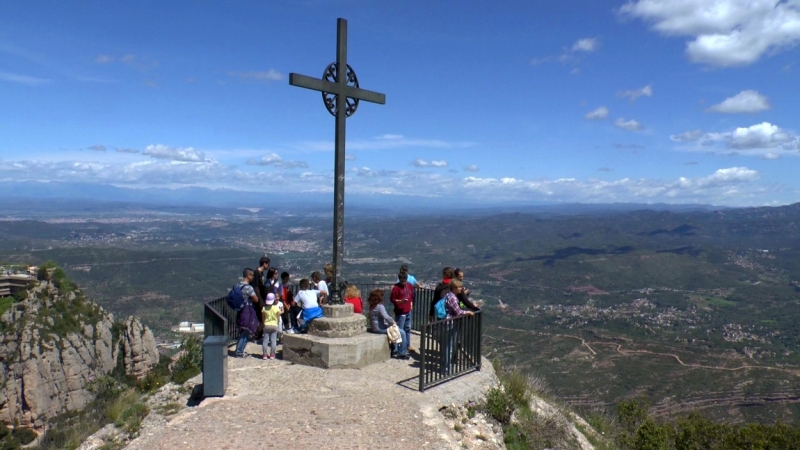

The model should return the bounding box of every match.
[262,293,284,360]
[294,278,324,333]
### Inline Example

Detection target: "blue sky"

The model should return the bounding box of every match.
[1,1,799,206]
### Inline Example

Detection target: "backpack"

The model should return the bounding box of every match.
[434,297,447,320]
[226,284,247,311]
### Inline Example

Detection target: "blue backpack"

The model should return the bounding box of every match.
[226,284,247,311]
[434,297,447,320]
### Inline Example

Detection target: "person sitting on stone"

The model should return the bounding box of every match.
[311,271,329,305]
[324,263,334,285]
[343,284,363,314]
[261,293,283,360]
[235,268,261,358]
[368,289,403,358]
[294,278,324,333]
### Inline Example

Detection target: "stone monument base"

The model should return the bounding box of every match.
[282,332,390,369]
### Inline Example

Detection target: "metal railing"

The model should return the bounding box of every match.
[204,296,239,342]
[419,310,483,392]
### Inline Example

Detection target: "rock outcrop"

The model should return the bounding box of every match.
[122,316,159,379]
[0,279,158,428]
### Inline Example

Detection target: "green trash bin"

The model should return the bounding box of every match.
[203,335,228,397]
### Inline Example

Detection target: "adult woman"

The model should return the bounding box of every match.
[343,284,363,314]
[367,289,402,358]
[442,279,474,374]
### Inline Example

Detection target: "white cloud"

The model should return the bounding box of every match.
[116,147,140,154]
[584,106,610,120]
[762,152,781,160]
[614,118,643,131]
[572,38,599,52]
[228,69,283,82]
[298,136,477,152]
[345,154,356,161]
[0,155,783,206]
[671,122,800,156]
[95,54,113,64]
[246,153,308,169]
[618,85,652,102]
[670,130,705,142]
[707,90,771,113]
[143,144,208,162]
[350,167,397,177]
[87,145,107,152]
[620,0,800,67]
[464,164,480,172]
[0,71,51,86]
[729,122,794,149]
[412,159,448,168]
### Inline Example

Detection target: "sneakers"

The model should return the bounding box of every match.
[268,354,276,360]
[395,354,410,360]
[262,354,269,360]
[285,328,296,335]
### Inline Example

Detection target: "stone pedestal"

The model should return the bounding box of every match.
[282,303,390,369]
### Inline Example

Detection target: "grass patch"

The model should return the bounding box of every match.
[0,297,14,318]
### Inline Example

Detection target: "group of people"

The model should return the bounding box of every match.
[231,257,334,359]
[230,258,480,371]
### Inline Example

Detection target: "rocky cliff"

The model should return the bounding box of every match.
[0,279,159,428]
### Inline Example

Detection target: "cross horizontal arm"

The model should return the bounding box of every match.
[289,73,386,105]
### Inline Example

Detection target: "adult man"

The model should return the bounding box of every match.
[279,271,299,333]
[250,257,270,329]
[430,267,454,322]
[390,272,414,359]
[234,268,261,357]
[399,264,417,286]
[311,271,329,305]
[454,267,480,311]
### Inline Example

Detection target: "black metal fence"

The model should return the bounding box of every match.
[418,311,483,392]
[204,296,239,342]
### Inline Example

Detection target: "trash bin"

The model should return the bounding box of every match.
[203,335,228,397]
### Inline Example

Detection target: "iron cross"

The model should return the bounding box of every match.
[289,18,386,299]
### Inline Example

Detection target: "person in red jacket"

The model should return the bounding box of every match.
[343,284,363,314]
[390,272,414,359]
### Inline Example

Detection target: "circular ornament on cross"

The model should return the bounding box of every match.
[321,62,360,117]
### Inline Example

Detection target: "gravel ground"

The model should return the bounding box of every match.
[126,333,499,450]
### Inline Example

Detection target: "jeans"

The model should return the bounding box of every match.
[235,328,251,356]
[441,323,457,375]
[262,326,278,356]
[368,326,396,355]
[395,313,411,357]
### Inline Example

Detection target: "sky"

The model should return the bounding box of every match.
[1,0,800,207]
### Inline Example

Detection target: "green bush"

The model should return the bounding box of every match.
[115,403,149,434]
[485,387,514,424]
[10,428,36,446]
[171,334,202,384]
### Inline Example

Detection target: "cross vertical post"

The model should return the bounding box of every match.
[289,18,386,302]
[333,18,347,293]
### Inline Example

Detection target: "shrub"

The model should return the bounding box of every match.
[485,387,514,424]
[171,334,202,384]
[10,428,36,445]
[116,403,149,434]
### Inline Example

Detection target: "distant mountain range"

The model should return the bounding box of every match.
[0,181,727,216]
